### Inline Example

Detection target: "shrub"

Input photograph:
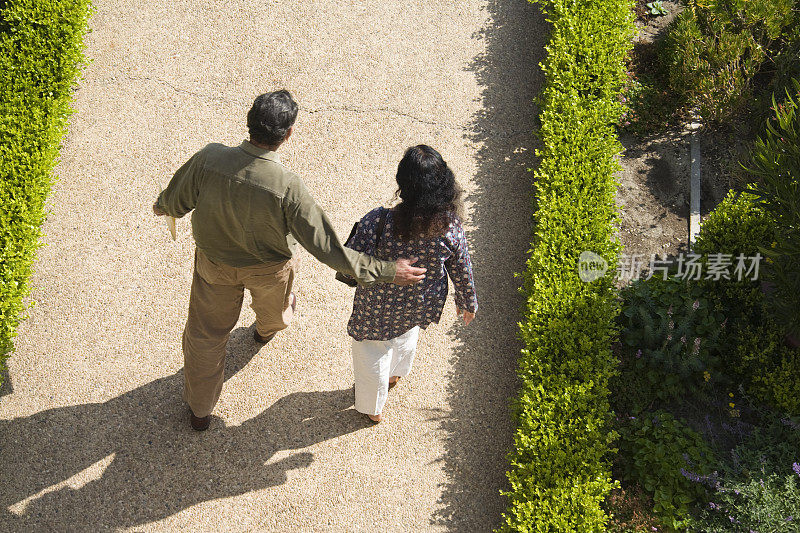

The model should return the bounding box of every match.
[693,186,800,416]
[698,474,800,532]
[616,277,728,412]
[734,322,800,416]
[694,190,776,259]
[770,27,800,108]
[618,411,716,530]
[746,83,800,337]
[691,190,775,340]
[695,412,800,531]
[660,0,797,123]
[0,1,93,384]
[752,352,800,417]
[499,0,634,530]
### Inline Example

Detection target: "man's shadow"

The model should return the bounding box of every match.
[0,327,369,531]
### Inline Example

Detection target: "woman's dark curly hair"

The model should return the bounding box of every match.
[392,145,463,240]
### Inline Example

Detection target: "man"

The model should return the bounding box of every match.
[153,90,426,431]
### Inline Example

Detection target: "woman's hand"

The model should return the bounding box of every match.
[153,201,166,216]
[456,307,475,326]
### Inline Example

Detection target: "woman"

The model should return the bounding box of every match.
[345,145,478,422]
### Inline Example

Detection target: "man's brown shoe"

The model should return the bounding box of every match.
[253,330,276,344]
[190,412,210,431]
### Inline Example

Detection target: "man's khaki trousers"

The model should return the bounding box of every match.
[183,249,295,417]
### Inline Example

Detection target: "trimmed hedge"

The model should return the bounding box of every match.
[498,0,633,531]
[0,1,92,383]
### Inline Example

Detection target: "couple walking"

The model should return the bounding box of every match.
[153,90,478,429]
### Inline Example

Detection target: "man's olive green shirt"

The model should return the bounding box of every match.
[157,141,396,285]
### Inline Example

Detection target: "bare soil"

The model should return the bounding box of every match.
[617,129,689,258]
[616,1,752,259]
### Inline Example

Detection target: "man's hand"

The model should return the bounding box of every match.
[456,307,476,326]
[393,257,426,285]
[153,201,166,216]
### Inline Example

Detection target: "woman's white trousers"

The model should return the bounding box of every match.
[351,327,420,416]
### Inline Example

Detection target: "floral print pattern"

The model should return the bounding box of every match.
[347,207,478,341]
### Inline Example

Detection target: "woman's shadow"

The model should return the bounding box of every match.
[0,327,369,531]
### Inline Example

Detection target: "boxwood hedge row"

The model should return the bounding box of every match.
[498,0,633,530]
[0,1,92,383]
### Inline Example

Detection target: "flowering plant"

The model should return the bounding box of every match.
[617,276,728,410]
[693,413,800,531]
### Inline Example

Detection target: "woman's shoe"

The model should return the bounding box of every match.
[368,414,383,423]
[388,376,401,390]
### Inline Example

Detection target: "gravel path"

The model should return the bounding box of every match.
[0,1,544,530]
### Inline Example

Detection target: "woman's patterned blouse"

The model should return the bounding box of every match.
[346,207,478,341]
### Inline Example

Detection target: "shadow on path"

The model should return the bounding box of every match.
[0,327,369,531]
[0,363,11,399]
[431,1,547,530]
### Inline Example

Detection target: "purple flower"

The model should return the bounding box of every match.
[704,414,714,433]
[793,463,800,477]
[635,349,642,359]
[730,449,741,469]
[709,502,719,510]
[680,468,702,483]
[781,418,800,430]
[693,299,699,310]
[681,469,721,488]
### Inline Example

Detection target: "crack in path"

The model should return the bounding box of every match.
[105,75,528,138]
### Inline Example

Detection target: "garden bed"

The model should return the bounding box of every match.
[607,0,800,529]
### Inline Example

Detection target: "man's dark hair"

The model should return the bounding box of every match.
[247,90,299,146]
